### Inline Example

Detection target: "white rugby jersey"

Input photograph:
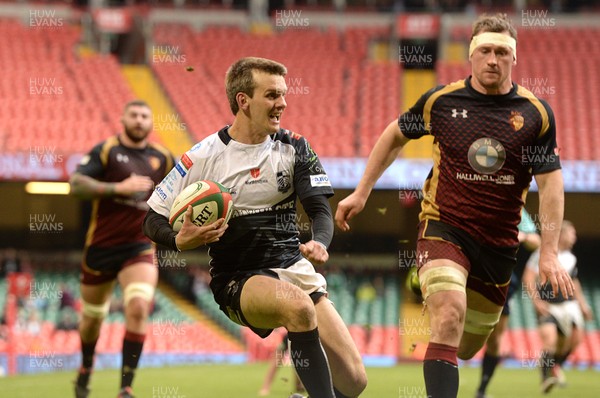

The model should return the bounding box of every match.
[147,126,333,275]
[526,248,577,303]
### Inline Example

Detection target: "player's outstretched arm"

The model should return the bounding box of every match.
[534,169,573,298]
[335,120,410,231]
[70,173,154,199]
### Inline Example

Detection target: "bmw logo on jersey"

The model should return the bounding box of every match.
[467,137,506,175]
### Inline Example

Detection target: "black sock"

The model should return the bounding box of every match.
[477,353,501,393]
[76,338,98,388]
[121,331,146,389]
[540,350,555,380]
[287,328,335,398]
[423,360,459,398]
[423,342,459,398]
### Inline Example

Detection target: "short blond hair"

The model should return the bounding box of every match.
[471,13,517,41]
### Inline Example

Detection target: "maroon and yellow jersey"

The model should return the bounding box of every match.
[75,136,174,248]
[399,77,560,247]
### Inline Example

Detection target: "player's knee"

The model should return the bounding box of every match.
[285,295,316,331]
[125,296,150,322]
[435,302,464,341]
[79,316,103,339]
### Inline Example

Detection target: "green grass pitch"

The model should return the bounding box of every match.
[1,363,598,397]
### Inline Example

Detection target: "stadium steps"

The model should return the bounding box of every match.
[121,65,193,157]
[401,70,436,159]
[156,281,243,348]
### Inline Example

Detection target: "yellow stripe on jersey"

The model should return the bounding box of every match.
[149,142,174,176]
[420,141,443,221]
[516,85,550,138]
[99,136,119,167]
[422,79,466,131]
[418,81,465,221]
[84,199,100,250]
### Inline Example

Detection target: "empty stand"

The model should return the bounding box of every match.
[152,24,397,158]
[0,18,134,154]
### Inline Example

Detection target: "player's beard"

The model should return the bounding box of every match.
[124,125,151,143]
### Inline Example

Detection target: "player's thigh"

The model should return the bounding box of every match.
[419,259,468,342]
[240,275,314,330]
[459,287,503,359]
[80,280,116,305]
[117,258,158,288]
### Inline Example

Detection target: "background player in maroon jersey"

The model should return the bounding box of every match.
[70,100,174,398]
[335,13,573,398]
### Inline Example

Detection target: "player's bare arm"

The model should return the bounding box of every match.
[534,169,574,298]
[70,173,154,199]
[335,119,410,231]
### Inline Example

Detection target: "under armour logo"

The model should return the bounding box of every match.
[116,153,129,163]
[418,251,429,265]
[452,109,468,118]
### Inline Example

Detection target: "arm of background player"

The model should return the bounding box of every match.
[534,170,573,298]
[521,265,549,317]
[573,278,593,320]
[299,194,333,265]
[335,120,410,231]
[70,173,154,200]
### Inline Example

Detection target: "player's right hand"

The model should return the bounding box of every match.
[538,251,574,300]
[115,173,154,197]
[175,205,228,250]
[335,192,367,231]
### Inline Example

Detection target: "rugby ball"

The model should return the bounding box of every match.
[169,180,233,232]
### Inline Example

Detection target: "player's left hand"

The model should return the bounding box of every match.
[300,240,329,265]
[538,251,574,299]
